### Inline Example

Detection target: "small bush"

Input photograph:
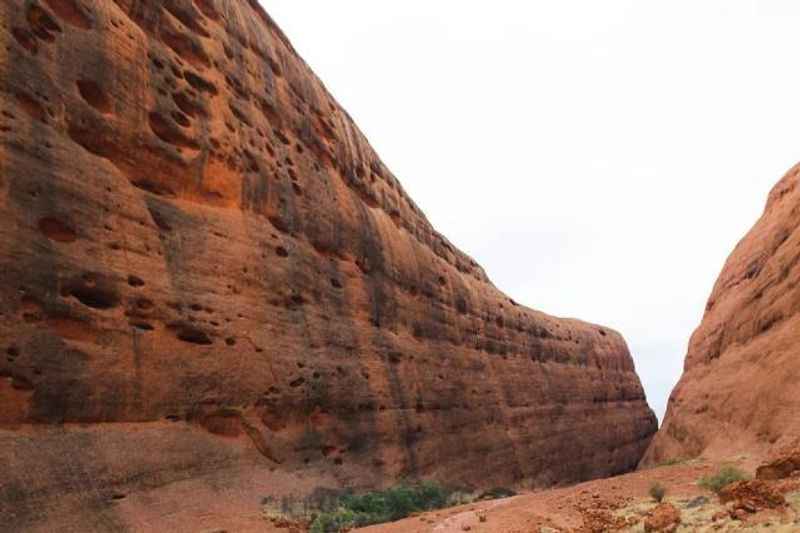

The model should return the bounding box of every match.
[478,487,517,500]
[649,482,667,502]
[698,466,748,494]
[656,457,686,468]
[446,490,476,507]
[309,482,452,533]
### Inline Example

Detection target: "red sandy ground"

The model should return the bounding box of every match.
[356,461,714,533]
[355,456,800,533]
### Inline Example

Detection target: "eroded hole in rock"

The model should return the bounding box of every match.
[172,91,205,118]
[163,2,210,38]
[321,445,336,457]
[229,102,252,127]
[266,55,283,77]
[149,112,198,148]
[132,178,176,198]
[69,285,118,310]
[225,337,236,346]
[12,27,38,54]
[760,314,783,334]
[184,70,217,95]
[38,217,77,243]
[198,409,243,437]
[273,128,290,145]
[62,274,119,310]
[110,493,126,501]
[43,0,92,29]
[146,206,173,232]
[171,111,191,128]
[27,5,62,41]
[275,246,288,257]
[745,262,762,280]
[11,375,35,391]
[131,322,154,331]
[76,80,111,113]
[289,377,305,388]
[172,324,213,345]
[135,298,154,311]
[161,29,210,69]
[330,278,342,289]
[127,275,145,288]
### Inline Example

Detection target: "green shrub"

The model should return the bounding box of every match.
[309,482,452,533]
[309,508,357,533]
[698,466,748,494]
[656,457,686,468]
[649,482,667,502]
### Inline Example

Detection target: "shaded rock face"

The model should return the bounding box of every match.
[0,0,656,530]
[644,165,800,466]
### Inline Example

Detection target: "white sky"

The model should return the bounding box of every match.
[263,1,800,422]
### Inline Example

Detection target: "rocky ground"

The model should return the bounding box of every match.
[344,452,800,533]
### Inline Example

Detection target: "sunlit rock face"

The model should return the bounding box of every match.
[0,1,656,530]
[643,165,800,467]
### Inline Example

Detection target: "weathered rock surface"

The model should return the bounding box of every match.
[643,502,681,532]
[0,0,656,530]
[644,165,800,466]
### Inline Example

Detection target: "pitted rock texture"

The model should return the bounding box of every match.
[0,1,656,530]
[644,165,800,466]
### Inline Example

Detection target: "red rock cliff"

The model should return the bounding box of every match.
[0,1,656,530]
[644,165,800,466]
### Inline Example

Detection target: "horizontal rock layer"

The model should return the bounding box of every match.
[644,165,800,465]
[0,0,656,530]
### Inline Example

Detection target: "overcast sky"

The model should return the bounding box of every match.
[264,1,800,422]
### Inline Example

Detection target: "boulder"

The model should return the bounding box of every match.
[643,503,681,532]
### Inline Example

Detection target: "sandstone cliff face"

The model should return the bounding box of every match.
[644,165,800,466]
[0,1,656,530]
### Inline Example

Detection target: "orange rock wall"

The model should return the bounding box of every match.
[644,165,800,465]
[0,1,656,530]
